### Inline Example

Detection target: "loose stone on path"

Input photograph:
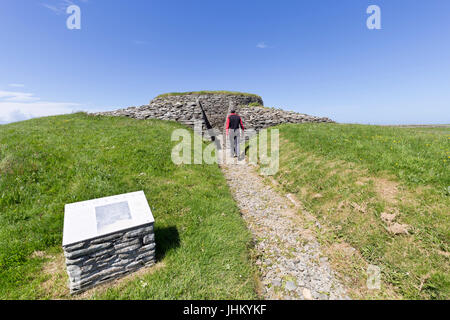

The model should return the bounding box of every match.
[221,160,350,300]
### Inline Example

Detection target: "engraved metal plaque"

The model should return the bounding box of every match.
[95,201,132,233]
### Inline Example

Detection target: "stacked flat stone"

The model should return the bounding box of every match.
[237,106,334,132]
[89,93,334,134]
[63,223,155,294]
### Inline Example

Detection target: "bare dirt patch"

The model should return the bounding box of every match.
[387,223,410,235]
[311,193,323,200]
[379,210,411,236]
[31,250,52,259]
[349,202,368,214]
[380,212,397,224]
[437,250,450,258]
[41,253,70,299]
[329,242,357,258]
[373,178,399,203]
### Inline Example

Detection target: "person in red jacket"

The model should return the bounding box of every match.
[226,110,245,158]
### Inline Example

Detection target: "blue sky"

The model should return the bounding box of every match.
[1,0,449,124]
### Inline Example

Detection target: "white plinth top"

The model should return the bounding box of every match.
[63,191,154,246]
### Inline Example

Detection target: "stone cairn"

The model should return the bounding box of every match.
[90,93,334,134]
[63,223,156,294]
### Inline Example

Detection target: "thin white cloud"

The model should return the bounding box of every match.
[41,0,87,15]
[256,42,268,49]
[41,3,63,15]
[0,91,40,102]
[0,90,80,124]
[8,83,25,88]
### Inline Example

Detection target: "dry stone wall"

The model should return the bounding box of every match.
[237,106,333,132]
[90,93,333,133]
[63,223,156,294]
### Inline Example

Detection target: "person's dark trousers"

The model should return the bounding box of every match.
[229,129,240,157]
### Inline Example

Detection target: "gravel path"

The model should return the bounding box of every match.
[220,157,350,300]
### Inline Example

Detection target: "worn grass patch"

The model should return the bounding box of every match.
[267,123,449,300]
[0,113,258,299]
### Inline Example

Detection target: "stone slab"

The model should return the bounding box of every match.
[63,191,154,246]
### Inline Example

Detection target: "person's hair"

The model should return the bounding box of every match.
[230,109,235,113]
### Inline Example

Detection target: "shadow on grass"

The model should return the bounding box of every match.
[154,225,180,262]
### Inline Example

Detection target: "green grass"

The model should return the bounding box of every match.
[267,123,449,299]
[155,91,262,100]
[0,113,258,300]
[245,102,262,107]
[240,102,272,109]
[280,124,449,188]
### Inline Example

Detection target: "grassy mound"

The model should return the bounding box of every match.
[267,123,449,299]
[155,91,262,99]
[0,113,257,299]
